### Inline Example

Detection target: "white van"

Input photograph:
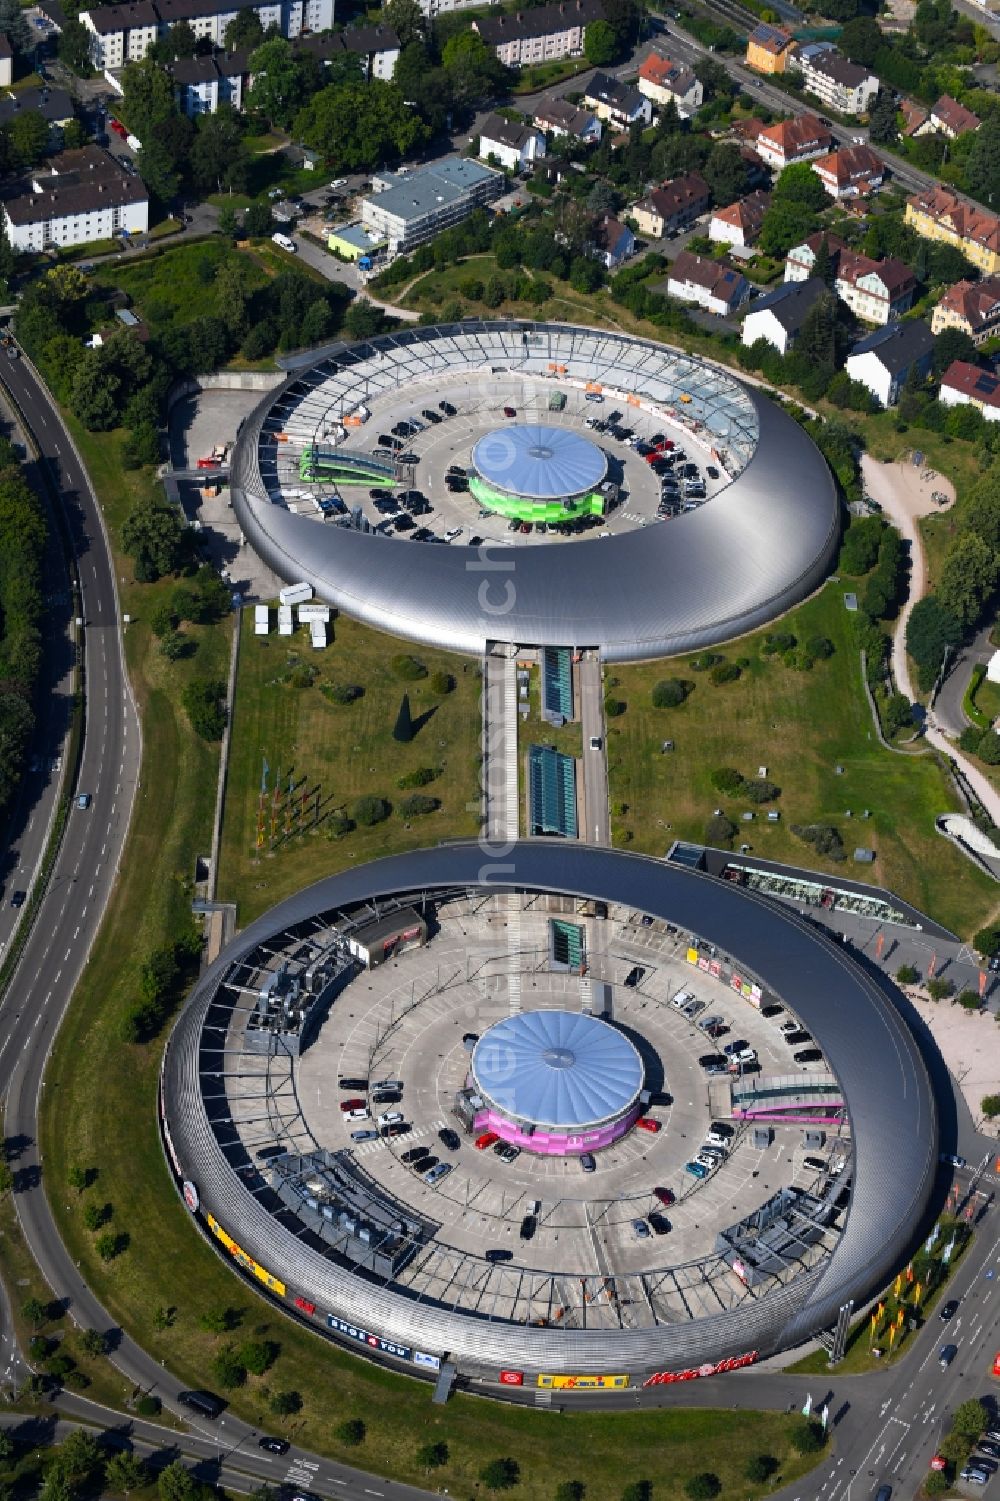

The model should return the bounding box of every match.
[271,232,296,253]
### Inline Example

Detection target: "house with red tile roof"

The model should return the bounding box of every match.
[754,112,833,170]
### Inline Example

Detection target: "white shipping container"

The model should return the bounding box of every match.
[277,605,293,636]
[298,602,331,623]
[310,620,328,649]
[279,582,313,607]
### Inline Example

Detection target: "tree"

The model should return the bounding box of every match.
[269,1389,303,1417]
[704,813,736,846]
[83,1201,108,1231]
[745,1456,777,1483]
[440,30,507,107]
[933,327,977,375]
[703,141,748,207]
[797,290,838,369]
[416,1441,449,1470]
[684,1478,721,1501]
[759,198,818,258]
[384,0,426,48]
[137,135,182,203]
[905,595,963,691]
[790,1419,825,1454]
[158,1461,199,1501]
[247,38,309,128]
[182,679,226,740]
[121,498,189,581]
[0,0,31,56]
[555,1485,585,1501]
[67,1164,89,1192]
[773,161,829,212]
[982,1094,1000,1119]
[80,1327,107,1356]
[652,678,688,707]
[839,15,882,62]
[480,1458,520,1491]
[223,8,264,48]
[96,1231,122,1261]
[51,1430,100,1491]
[866,87,898,148]
[967,112,1000,214]
[58,18,94,75]
[352,794,390,825]
[122,421,160,470]
[336,1418,366,1447]
[213,1345,247,1388]
[191,108,250,194]
[882,692,912,736]
[295,79,428,170]
[10,111,50,167]
[897,964,918,984]
[239,1338,278,1374]
[602,0,641,52]
[936,533,998,627]
[105,1453,148,1495]
[584,18,618,63]
[975,924,1000,957]
[953,1398,989,1441]
[22,1297,47,1328]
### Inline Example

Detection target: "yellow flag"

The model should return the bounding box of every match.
[896,1307,905,1326]
[914,1281,922,1305]
[888,1323,896,1346]
[894,1274,902,1297]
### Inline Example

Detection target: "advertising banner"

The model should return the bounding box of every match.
[537,1374,630,1390]
[686,947,699,965]
[413,1350,442,1372]
[499,1370,524,1386]
[643,1351,758,1387]
[206,1213,287,1297]
[326,1314,411,1362]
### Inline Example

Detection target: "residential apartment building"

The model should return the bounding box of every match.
[637,51,703,116]
[297,25,401,81]
[844,320,935,407]
[418,0,497,16]
[473,0,602,67]
[915,94,981,139]
[583,70,651,129]
[931,276,1000,344]
[81,0,333,69]
[533,95,601,143]
[798,49,878,117]
[905,186,1000,275]
[740,277,826,354]
[360,157,503,256]
[785,232,914,324]
[478,114,545,171]
[631,171,709,238]
[811,142,884,200]
[666,249,750,315]
[169,50,247,114]
[745,22,796,74]
[1,145,148,252]
[939,359,1000,420]
[709,188,770,248]
[753,112,833,171]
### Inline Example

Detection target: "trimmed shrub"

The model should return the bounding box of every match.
[710,767,744,794]
[742,777,780,804]
[398,793,440,817]
[604,696,626,718]
[710,662,741,685]
[391,654,427,680]
[324,683,363,705]
[704,813,736,847]
[651,678,688,708]
[336,1419,366,1447]
[397,766,439,789]
[351,795,390,826]
[430,670,454,694]
[896,964,918,985]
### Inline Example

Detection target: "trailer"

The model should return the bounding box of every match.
[298,602,331,623]
[254,605,270,636]
[309,619,328,649]
[277,604,294,636]
[279,582,313,607]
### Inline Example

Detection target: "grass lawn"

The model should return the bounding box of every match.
[512,56,593,92]
[606,582,1000,938]
[92,241,270,329]
[217,614,482,924]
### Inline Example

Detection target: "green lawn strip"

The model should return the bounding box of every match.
[217,613,482,925]
[606,583,998,937]
[788,1220,972,1376]
[964,665,990,730]
[0,1187,145,1412]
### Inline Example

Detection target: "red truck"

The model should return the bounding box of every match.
[109,119,128,139]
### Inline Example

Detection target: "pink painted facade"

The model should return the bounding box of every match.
[473,1105,642,1156]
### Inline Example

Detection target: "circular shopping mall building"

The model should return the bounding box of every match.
[229,321,840,661]
[162,843,937,1401]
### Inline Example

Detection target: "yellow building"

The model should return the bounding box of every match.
[905,188,1000,276]
[745,22,796,75]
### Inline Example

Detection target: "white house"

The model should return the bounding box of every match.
[584,70,652,129]
[589,215,634,268]
[1,145,148,252]
[170,50,247,115]
[666,249,750,315]
[811,142,885,200]
[844,320,935,408]
[939,359,1000,421]
[740,276,826,355]
[709,189,770,249]
[637,51,703,117]
[533,95,601,143]
[752,112,832,171]
[478,113,546,171]
[473,0,602,66]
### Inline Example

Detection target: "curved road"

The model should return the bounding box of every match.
[0,352,997,1501]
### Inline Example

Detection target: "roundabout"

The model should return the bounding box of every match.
[161,842,938,1400]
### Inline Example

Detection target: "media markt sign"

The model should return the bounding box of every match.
[643,1351,758,1387]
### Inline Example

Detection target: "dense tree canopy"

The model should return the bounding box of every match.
[294,78,428,168]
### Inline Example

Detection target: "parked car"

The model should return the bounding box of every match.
[475,1131,499,1151]
[580,1152,596,1173]
[421,408,442,424]
[648,1212,672,1235]
[519,1213,537,1240]
[339,1098,366,1112]
[350,1129,378,1143]
[485,1248,513,1263]
[439,1127,461,1151]
[794,1048,824,1064]
[424,1161,453,1185]
[402,1147,429,1164]
[685,1160,708,1179]
[494,1141,520,1162]
[940,1153,966,1168]
[636,1117,662,1134]
[632,1218,651,1240]
[503,405,516,417]
[723,1040,749,1056]
[695,1152,719,1171]
[259,1437,290,1455]
[377,1111,404,1127]
[624,965,644,988]
[439,400,457,415]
